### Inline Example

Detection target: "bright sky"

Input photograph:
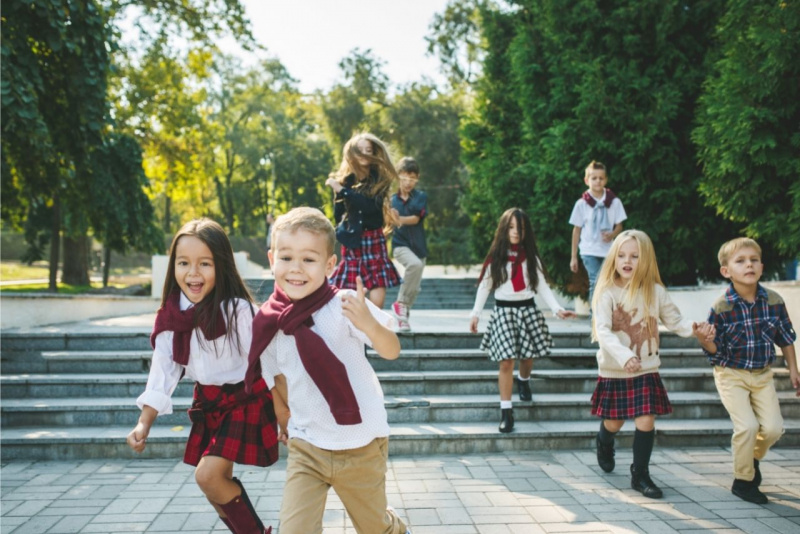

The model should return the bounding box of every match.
[236,0,451,93]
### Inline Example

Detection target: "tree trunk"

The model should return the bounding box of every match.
[48,195,61,292]
[164,195,171,233]
[62,234,91,286]
[102,246,111,288]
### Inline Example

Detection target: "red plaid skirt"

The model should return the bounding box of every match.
[183,378,279,467]
[330,228,401,290]
[591,372,672,420]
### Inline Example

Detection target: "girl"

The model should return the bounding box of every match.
[326,132,401,309]
[469,208,576,433]
[591,229,708,499]
[127,218,278,534]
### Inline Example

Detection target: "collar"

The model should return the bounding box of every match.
[725,282,767,305]
[179,291,196,311]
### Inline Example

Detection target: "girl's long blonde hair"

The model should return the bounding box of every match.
[333,132,398,232]
[591,230,663,340]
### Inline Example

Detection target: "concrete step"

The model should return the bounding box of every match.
[3,391,798,428]
[3,368,796,399]
[2,419,799,461]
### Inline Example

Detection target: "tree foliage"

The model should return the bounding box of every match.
[693,0,800,257]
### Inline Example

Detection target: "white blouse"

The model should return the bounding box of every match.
[469,259,565,318]
[136,293,264,416]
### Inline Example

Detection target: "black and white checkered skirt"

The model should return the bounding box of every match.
[480,299,553,362]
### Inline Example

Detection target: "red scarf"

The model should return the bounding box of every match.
[150,290,227,366]
[478,245,527,292]
[245,283,362,425]
[582,188,617,208]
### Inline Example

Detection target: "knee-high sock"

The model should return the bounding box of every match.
[632,429,655,469]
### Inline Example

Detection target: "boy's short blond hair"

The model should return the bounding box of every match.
[271,207,336,256]
[718,237,762,266]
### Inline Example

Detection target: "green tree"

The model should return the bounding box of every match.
[693,0,800,258]
[426,0,487,87]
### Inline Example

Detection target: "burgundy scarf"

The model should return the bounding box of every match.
[478,244,527,292]
[582,188,617,208]
[245,283,362,425]
[150,290,227,366]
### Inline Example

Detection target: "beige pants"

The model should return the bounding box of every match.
[279,437,407,534]
[393,246,426,308]
[713,365,785,481]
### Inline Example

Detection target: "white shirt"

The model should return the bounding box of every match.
[258,290,394,450]
[569,191,627,257]
[136,294,264,415]
[469,259,565,318]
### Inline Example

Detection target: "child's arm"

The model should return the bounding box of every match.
[271,374,291,442]
[127,405,157,453]
[535,261,576,319]
[570,226,581,273]
[342,277,401,360]
[392,211,421,226]
[602,222,624,243]
[469,275,492,332]
[594,291,640,371]
[779,343,800,396]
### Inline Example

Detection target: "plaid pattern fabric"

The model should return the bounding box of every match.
[331,228,401,290]
[591,372,672,419]
[705,284,797,370]
[183,378,279,467]
[480,302,553,362]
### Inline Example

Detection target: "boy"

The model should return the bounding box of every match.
[697,237,799,504]
[244,207,410,534]
[390,157,428,331]
[568,161,627,306]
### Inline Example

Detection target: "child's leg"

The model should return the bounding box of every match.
[596,418,622,473]
[498,359,515,400]
[331,437,407,534]
[279,439,332,534]
[516,358,534,401]
[630,414,662,498]
[749,369,784,462]
[368,287,386,308]
[394,247,425,309]
[580,255,604,305]
[194,455,238,508]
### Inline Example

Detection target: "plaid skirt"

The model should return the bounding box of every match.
[480,300,553,362]
[330,228,401,290]
[183,378,279,467]
[591,372,672,420]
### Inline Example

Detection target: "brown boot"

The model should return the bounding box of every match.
[218,478,272,534]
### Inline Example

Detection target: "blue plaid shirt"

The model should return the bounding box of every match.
[704,283,796,370]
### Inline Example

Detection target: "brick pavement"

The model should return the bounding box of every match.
[2,447,799,533]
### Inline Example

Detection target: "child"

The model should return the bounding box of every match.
[697,237,799,504]
[569,160,627,307]
[244,207,410,534]
[469,208,576,433]
[389,156,428,331]
[591,229,709,499]
[127,218,278,534]
[326,132,401,309]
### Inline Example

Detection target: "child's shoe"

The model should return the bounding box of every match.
[596,435,615,473]
[516,377,532,401]
[732,478,768,504]
[392,301,411,331]
[630,464,663,498]
[498,408,514,433]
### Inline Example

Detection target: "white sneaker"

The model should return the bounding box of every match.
[397,317,411,332]
[392,302,411,331]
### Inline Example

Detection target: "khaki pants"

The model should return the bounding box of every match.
[279,437,407,534]
[713,365,785,481]
[393,246,425,309]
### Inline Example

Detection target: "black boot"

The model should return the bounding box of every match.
[499,408,514,433]
[630,464,663,499]
[596,435,615,473]
[753,458,762,487]
[516,377,532,402]
[732,478,768,504]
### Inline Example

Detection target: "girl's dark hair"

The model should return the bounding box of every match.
[483,208,547,291]
[161,218,254,355]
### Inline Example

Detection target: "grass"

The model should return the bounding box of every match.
[0,261,150,293]
[0,283,96,294]
[0,261,50,281]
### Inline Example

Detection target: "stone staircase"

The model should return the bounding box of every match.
[2,325,798,461]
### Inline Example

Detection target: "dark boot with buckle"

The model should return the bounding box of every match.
[516,377,532,402]
[596,436,615,473]
[732,478,768,504]
[499,408,514,433]
[630,464,663,499]
[219,477,273,534]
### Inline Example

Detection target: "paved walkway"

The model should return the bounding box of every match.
[2,447,799,533]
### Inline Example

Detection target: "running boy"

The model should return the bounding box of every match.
[390,157,428,331]
[245,207,410,534]
[698,237,799,504]
[569,160,627,306]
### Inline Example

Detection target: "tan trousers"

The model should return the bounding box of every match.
[279,437,407,534]
[713,365,785,481]
[393,246,426,308]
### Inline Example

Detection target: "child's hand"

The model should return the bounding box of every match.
[624,357,642,373]
[277,415,290,445]
[601,231,614,243]
[341,277,375,333]
[325,175,343,193]
[791,369,800,397]
[692,322,715,344]
[570,257,578,273]
[390,208,401,226]
[469,316,479,333]
[127,422,150,453]
[557,310,577,320]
